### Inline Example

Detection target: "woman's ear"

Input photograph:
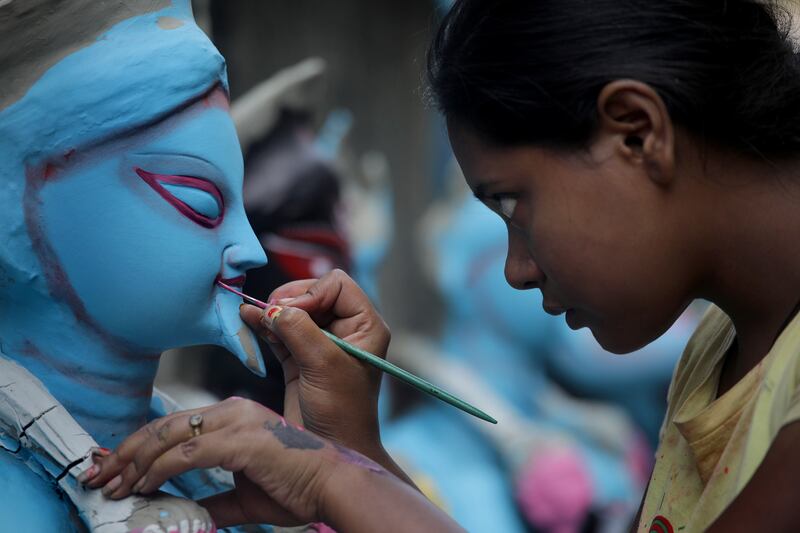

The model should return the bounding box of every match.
[596,80,675,186]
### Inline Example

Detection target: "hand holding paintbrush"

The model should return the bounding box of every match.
[227,272,494,424]
[223,270,493,489]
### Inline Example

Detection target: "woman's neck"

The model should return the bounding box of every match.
[697,153,800,391]
[0,299,160,448]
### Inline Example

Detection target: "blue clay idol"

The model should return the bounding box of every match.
[0,1,275,531]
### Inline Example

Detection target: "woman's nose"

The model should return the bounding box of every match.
[504,227,543,290]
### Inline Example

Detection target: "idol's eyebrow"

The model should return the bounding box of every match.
[131,153,226,180]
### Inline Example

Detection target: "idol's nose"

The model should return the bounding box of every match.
[223,225,268,274]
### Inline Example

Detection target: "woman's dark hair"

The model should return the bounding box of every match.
[428,0,800,157]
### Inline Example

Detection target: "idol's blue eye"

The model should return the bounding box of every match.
[135,168,224,228]
[161,183,221,219]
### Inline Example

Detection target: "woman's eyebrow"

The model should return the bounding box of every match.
[472,181,499,200]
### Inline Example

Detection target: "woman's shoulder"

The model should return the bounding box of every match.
[0,449,82,532]
[664,305,733,414]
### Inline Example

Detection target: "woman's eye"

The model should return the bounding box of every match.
[496,196,518,220]
[135,167,224,228]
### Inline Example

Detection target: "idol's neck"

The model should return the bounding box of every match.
[0,302,160,448]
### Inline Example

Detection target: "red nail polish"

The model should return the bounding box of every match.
[262,305,284,329]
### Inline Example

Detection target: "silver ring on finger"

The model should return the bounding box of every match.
[189,413,203,438]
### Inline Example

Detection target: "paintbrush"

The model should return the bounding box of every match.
[217,280,497,424]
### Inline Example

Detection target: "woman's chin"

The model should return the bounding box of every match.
[588,325,653,355]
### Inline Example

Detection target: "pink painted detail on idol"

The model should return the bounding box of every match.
[312,523,337,533]
[24,165,155,359]
[214,274,246,288]
[135,167,224,228]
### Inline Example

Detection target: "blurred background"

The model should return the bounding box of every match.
[156,2,702,531]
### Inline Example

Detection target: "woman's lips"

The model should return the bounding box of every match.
[215,274,246,287]
[565,309,581,329]
[542,303,567,316]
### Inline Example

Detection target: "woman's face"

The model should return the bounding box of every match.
[447,119,693,354]
[30,88,267,370]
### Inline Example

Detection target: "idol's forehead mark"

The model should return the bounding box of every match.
[0,0,171,111]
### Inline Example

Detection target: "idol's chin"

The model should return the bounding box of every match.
[213,295,266,376]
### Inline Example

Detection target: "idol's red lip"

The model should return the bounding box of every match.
[215,274,246,287]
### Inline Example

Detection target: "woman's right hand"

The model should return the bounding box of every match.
[239,269,395,472]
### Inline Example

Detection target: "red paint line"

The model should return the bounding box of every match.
[135,167,223,228]
[215,281,268,309]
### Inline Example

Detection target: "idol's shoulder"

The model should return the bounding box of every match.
[0,448,84,532]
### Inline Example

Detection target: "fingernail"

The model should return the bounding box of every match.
[77,464,100,483]
[102,474,122,496]
[261,305,284,329]
[276,298,295,305]
[91,446,111,457]
[132,475,147,494]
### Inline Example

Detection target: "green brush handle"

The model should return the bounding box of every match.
[321,330,497,424]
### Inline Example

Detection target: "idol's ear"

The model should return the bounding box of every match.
[595,80,676,186]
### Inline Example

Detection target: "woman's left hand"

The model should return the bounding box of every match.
[81,397,344,528]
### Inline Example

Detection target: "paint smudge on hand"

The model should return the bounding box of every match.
[265,420,324,450]
[333,443,385,475]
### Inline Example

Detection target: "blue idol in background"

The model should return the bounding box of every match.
[0,1,272,531]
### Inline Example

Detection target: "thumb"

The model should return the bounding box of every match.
[262,304,358,376]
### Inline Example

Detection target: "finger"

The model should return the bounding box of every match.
[282,379,303,426]
[90,399,259,491]
[262,271,391,358]
[240,304,299,381]
[116,429,249,498]
[85,406,206,488]
[279,270,390,355]
[268,279,318,304]
[240,304,284,347]
[267,270,368,327]
[260,305,360,377]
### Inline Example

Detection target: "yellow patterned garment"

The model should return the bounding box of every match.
[638,305,800,533]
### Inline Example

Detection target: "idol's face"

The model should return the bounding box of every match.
[32,88,267,371]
